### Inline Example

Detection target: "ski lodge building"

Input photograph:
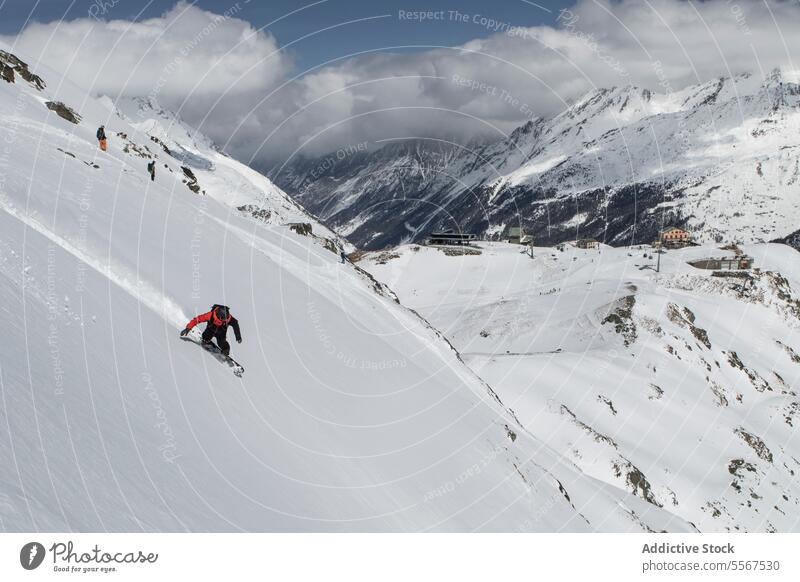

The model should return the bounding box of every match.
[427,230,477,246]
[575,238,600,250]
[656,226,692,249]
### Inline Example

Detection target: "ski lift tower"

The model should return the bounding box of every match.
[653,240,663,273]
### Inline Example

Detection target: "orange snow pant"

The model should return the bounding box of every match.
[99,138,107,151]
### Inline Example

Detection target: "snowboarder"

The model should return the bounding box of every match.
[96,125,107,151]
[180,304,242,356]
[340,248,347,264]
[147,160,156,181]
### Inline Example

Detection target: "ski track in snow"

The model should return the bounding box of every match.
[0,198,188,328]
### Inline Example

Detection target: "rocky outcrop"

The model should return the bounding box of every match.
[45,101,81,124]
[602,295,637,346]
[0,50,45,90]
[181,166,201,194]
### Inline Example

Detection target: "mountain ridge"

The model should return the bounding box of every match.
[272,69,800,250]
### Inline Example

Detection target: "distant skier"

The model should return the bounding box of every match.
[147,160,156,181]
[180,304,242,356]
[96,125,107,151]
[340,248,347,264]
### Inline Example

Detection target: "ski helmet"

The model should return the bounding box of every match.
[215,305,229,321]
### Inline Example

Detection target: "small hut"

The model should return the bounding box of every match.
[575,238,599,250]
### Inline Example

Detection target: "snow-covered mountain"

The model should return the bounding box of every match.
[0,45,697,532]
[273,70,800,250]
[360,241,800,531]
[109,95,346,247]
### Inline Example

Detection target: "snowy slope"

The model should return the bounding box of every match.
[0,46,693,532]
[276,71,800,250]
[361,241,800,532]
[110,96,347,247]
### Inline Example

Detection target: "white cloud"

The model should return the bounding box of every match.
[4,0,800,165]
[4,2,288,97]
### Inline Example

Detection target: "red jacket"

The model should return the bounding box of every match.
[186,308,241,341]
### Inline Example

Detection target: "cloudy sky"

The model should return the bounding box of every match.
[1,0,799,167]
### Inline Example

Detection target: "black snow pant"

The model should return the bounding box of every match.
[202,324,230,355]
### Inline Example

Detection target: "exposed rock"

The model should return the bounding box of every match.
[772,228,800,252]
[56,147,76,159]
[237,204,272,223]
[612,459,662,507]
[370,250,401,265]
[704,501,723,519]
[728,458,757,476]
[666,303,711,349]
[45,101,81,124]
[766,272,800,318]
[287,222,312,236]
[720,243,744,254]
[150,135,172,155]
[735,427,773,462]
[639,316,663,337]
[665,271,800,322]
[711,271,751,279]
[597,395,618,415]
[690,325,711,349]
[728,458,758,494]
[560,404,617,447]
[322,238,338,254]
[648,383,664,400]
[727,351,771,392]
[0,50,45,90]
[708,379,729,407]
[181,166,201,194]
[504,424,517,442]
[56,147,99,169]
[602,295,637,346]
[783,402,799,427]
[775,340,800,363]
[118,133,153,158]
[0,62,13,84]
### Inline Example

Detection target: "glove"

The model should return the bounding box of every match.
[236,338,242,344]
[180,328,190,337]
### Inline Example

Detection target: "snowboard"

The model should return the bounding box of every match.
[180,335,244,377]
